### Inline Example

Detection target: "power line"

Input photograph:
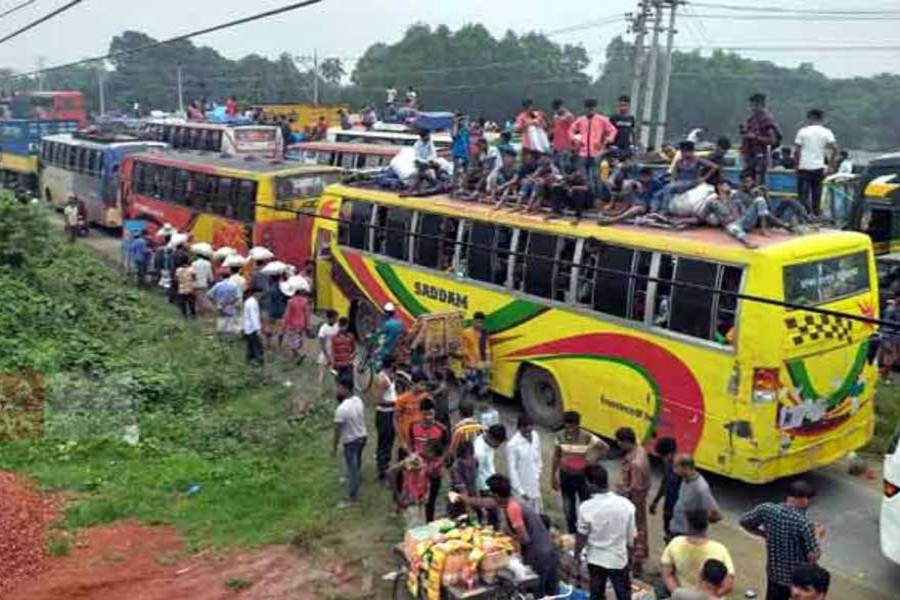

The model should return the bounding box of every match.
[683,13,900,21]
[0,0,85,46]
[0,0,39,20]
[687,2,900,16]
[0,0,325,83]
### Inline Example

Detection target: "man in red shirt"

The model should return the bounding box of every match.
[514,98,549,153]
[330,317,356,388]
[409,397,449,522]
[568,98,618,196]
[551,99,575,170]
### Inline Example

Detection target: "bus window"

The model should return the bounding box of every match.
[97,151,105,175]
[133,162,146,194]
[555,237,577,303]
[593,244,634,318]
[87,150,99,176]
[414,212,443,269]
[237,179,256,222]
[383,207,413,260]
[714,265,743,345]
[576,239,599,305]
[191,172,212,208]
[160,166,175,199]
[630,251,652,321]
[465,222,512,286]
[173,127,185,148]
[339,200,374,250]
[212,177,235,218]
[67,146,77,170]
[172,169,189,204]
[669,258,718,340]
[523,232,556,299]
[340,152,356,169]
[653,255,676,328]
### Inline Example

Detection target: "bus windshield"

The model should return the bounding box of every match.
[783,251,870,306]
[234,128,278,152]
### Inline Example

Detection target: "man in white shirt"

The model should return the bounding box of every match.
[506,415,543,512]
[333,380,367,507]
[473,424,508,526]
[191,251,214,316]
[386,85,397,107]
[794,109,838,215]
[243,287,263,365]
[575,464,636,600]
[411,130,439,192]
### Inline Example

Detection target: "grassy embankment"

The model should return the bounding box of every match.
[0,197,400,568]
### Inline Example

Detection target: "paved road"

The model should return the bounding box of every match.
[491,398,899,597]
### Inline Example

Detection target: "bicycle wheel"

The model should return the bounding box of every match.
[354,346,374,393]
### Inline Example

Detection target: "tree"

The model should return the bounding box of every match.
[319,58,345,85]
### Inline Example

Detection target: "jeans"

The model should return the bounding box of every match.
[766,580,792,600]
[375,409,395,480]
[530,551,561,597]
[797,168,825,214]
[343,437,366,502]
[560,471,590,534]
[578,156,600,196]
[772,197,811,224]
[135,261,148,288]
[588,564,631,600]
[178,293,196,318]
[245,331,264,365]
[650,179,698,214]
[426,475,442,523]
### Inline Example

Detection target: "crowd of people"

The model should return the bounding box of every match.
[387,92,849,251]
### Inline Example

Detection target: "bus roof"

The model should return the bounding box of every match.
[869,152,900,167]
[42,133,167,150]
[143,119,277,131]
[289,141,401,156]
[130,149,342,177]
[326,184,871,263]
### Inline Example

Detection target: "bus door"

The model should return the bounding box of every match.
[315,226,333,310]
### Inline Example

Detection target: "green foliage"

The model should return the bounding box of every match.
[867,383,900,456]
[0,195,51,269]
[0,208,402,553]
[597,37,900,151]
[223,578,252,591]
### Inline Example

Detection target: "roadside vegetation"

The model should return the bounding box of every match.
[0,195,400,561]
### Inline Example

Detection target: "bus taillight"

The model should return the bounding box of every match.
[886,480,900,499]
[752,368,781,403]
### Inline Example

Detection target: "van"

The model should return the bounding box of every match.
[882,422,900,564]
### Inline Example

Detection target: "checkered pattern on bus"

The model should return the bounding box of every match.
[785,314,854,346]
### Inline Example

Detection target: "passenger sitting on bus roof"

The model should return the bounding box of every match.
[601,151,637,212]
[649,140,719,214]
[338,108,352,130]
[548,165,592,223]
[685,180,789,249]
[523,151,563,213]
[504,149,538,211]
[311,116,328,141]
[731,172,809,228]
[409,130,440,193]
[491,150,521,210]
[597,167,661,226]
[456,139,492,201]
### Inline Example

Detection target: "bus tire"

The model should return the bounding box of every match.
[519,365,563,429]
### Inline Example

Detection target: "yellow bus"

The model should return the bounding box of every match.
[310,185,879,483]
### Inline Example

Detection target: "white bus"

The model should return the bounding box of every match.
[141,119,284,158]
[882,422,900,564]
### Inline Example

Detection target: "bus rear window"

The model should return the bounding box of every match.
[274,173,339,205]
[783,251,870,306]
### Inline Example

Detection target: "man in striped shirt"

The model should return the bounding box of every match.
[552,411,609,533]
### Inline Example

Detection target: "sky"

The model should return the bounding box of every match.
[1,0,899,80]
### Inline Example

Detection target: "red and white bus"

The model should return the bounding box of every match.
[140,120,284,158]
[1,91,88,128]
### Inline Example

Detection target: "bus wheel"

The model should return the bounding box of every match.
[519,365,563,429]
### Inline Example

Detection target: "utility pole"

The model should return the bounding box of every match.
[96,63,105,116]
[312,50,319,105]
[36,57,46,92]
[639,1,664,149]
[176,65,184,115]
[628,2,651,124]
[654,1,679,150]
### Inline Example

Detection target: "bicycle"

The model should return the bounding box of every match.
[353,335,412,395]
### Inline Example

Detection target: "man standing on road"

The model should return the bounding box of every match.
[794,109,838,215]
[333,381,366,508]
[575,464,636,600]
[242,287,264,365]
[473,424,507,526]
[650,437,680,541]
[506,414,543,512]
[614,427,651,578]
[669,454,722,539]
[790,564,830,600]
[462,311,491,399]
[373,356,399,483]
[739,480,822,600]
[552,411,609,534]
[661,510,735,597]
[447,401,484,460]
[129,231,151,289]
[670,559,731,600]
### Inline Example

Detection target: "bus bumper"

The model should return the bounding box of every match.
[739,415,874,484]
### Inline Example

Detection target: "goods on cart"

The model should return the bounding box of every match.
[402,518,517,600]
